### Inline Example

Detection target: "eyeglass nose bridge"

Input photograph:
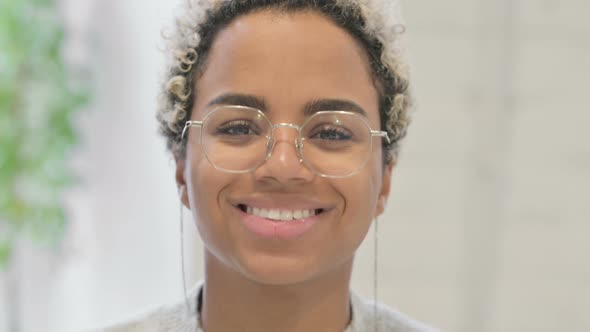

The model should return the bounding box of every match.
[264,123,305,162]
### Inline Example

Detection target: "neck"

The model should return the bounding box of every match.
[200,251,353,332]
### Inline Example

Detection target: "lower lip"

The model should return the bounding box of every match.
[237,208,322,240]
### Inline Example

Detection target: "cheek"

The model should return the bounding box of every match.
[345,158,382,217]
[185,138,227,207]
[186,147,208,208]
[334,169,381,241]
[185,148,226,238]
[343,179,378,221]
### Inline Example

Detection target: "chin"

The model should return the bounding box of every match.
[236,246,356,288]
[234,251,325,286]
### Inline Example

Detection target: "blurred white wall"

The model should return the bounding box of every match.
[2,0,588,331]
[352,1,589,332]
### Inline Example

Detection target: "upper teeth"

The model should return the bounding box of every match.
[245,206,317,221]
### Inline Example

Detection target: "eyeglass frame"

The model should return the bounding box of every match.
[181,105,391,178]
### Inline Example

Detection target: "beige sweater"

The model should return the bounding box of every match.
[89,282,438,332]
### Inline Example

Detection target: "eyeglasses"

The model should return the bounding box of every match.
[181,105,390,178]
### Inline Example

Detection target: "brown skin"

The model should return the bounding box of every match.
[175,10,393,332]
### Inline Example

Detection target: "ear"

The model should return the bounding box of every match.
[375,162,394,218]
[175,156,190,209]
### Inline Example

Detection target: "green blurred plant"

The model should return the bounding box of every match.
[0,0,88,269]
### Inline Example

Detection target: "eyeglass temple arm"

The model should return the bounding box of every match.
[181,120,203,140]
[371,130,391,145]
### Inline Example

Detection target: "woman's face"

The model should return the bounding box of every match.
[177,10,393,285]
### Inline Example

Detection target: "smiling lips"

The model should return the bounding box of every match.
[239,204,323,222]
[236,203,327,239]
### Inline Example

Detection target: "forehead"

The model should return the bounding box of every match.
[194,10,379,124]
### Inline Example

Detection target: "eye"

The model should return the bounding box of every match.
[309,125,353,141]
[215,120,260,136]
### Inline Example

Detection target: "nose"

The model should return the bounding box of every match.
[253,125,315,184]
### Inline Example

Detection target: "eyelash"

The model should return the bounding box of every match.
[309,126,352,141]
[215,121,260,135]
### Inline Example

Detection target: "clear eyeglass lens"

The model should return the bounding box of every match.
[201,106,271,172]
[198,107,373,177]
[300,112,372,177]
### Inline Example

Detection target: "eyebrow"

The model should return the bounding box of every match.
[304,99,367,117]
[206,93,367,117]
[206,93,268,111]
